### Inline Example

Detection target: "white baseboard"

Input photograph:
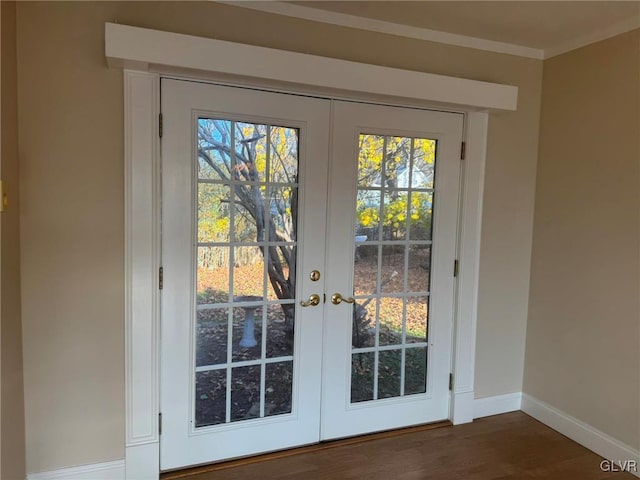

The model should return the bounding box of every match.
[27,460,125,480]
[24,395,640,479]
[522,393,640,478]
[474,392,522,418]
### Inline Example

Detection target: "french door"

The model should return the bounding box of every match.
[160,79,463,470]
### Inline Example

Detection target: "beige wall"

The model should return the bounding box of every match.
[524,30,640,449]
[16,1,542,473]
[1,2,26,479]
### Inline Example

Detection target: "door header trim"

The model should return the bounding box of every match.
[105,23,517,112]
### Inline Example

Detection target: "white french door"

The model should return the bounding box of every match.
[160,79,330,469]
[322,101,463,439]
[160,79,463,470]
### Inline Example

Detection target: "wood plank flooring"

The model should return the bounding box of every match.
[162,412,636,480]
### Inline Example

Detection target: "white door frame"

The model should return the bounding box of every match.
[113,23,514,480]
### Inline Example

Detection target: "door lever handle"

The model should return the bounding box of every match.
[331,293,355,305]
[300,294,321,307]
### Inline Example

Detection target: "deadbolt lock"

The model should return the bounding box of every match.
[309,270,321,282]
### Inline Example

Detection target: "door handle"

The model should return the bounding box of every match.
[300,294,321,307]
[331,293,355,305]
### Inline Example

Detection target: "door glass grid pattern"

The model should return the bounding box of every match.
[194,118,299,427]
[351,134,436,403]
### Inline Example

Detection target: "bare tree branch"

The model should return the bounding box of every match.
[199,119,298,327]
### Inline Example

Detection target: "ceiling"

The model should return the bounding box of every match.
[226,1,640,58]
[293,2,639,50]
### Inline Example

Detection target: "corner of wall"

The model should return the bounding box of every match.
[1,1,27,479]
[523,28,640,452]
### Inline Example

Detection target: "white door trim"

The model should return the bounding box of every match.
[124,71,161,480]
[450,112,487,424]
[118,25,499,480]
[106,23,517,112]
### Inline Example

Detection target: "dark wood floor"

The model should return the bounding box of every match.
[163,412,635,480]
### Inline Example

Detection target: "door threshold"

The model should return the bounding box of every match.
[161,420,451,479]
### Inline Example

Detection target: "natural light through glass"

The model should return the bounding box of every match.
[351,134,436,403]
[194,118,299,427]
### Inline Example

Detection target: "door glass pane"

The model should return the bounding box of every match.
[231,365,261,422]
[233,201,259,242]
[382,190,410,241]
[197,246,230,304]
[378,297,402,346]
[195,118,299,427]
[409,192,434,240]
[408,245,431,293]
[355,189,380,238]
[354,242,377,295]
[234,123,268,182]
[231,305,263,362]
[196,308,228,367]
[411,138,436,189]
[195,370,227,427]
[198,184,231,242]
[352,133,435,403]
[265,361,293,416]
[357,134,384,186]
[378,349,402,398]
[269,126,299,182]
[265,246,294,301]
[380,245,405,294]
[405,347,428,395]
[232,246,264,298]
[406,297,428,343]
[351,352,375,403]
[352,299,376,348]
[266,303,295,358]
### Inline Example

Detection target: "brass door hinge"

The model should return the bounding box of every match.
[159,267,164,290]
[449,373,454,391]
[159,412,162,435]
[453,260,459,278]
[460,141,466,160]
[159,113,163,138]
